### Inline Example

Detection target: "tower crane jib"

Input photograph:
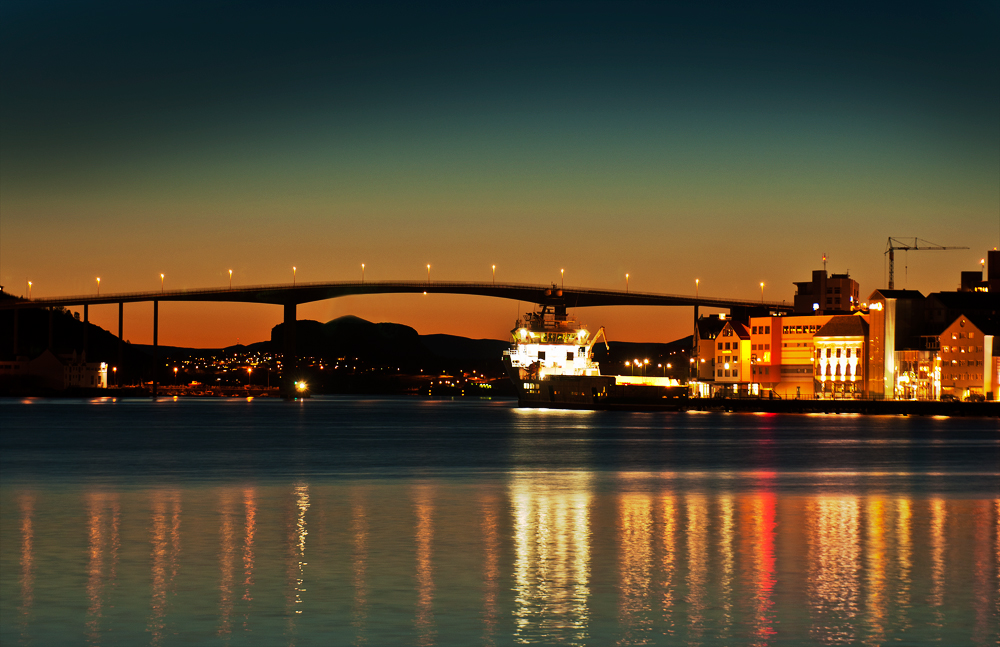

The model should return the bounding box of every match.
[884,237,969,290]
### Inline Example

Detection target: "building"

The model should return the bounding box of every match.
[938,314,996,401]
[713,320,750,393]
[866,289,925,399]
[793,269,861,315]
[0,350,107,391]
[750,314,835,399]
[813,315,869,398]
[691,314,728,391]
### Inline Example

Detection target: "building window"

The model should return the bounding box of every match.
[537,351,545,360]
[725,342,731,350]
[765,326,770,334]
[836,348,842,358]
[718,369,723,377]
[718,342,723,350]
[752,326,757,334]
[566,352,574,361]
[733,369,737,377]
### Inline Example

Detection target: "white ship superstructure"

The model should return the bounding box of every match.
[505,306,606,380]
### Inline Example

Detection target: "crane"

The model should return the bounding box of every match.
[885,237,968,289]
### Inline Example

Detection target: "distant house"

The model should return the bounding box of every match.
[0,350,107,391]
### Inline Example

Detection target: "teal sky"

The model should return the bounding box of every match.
[2,1,997,346]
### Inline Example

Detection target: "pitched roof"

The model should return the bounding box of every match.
[815,315,869,338]
[926,291,999,311]
[729,321,751,340]
[695,316,728,339]
[868,289,924,300]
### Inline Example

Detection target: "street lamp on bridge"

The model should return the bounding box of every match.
[625,273,629,293]
[695,278,699,299]
[229,269,233,289]
[760,282,765,303]
[96,277,100,295]
[427,264,431,284]
[362,264,365,283]
[160,274,164,292]
[293,267,296,286]
[492,264,495,285]
[27,280,32,299]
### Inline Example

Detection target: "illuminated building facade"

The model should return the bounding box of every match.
[938,315,996,401]
[713,320,750,392]
[749,314,833,399]
[813,315,869,398]
[692,315,727,385]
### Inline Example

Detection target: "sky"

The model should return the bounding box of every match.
[2,1,998,347]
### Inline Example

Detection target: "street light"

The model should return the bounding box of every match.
[561,269,564,289]
[293,266,296,286]
[427,264,431,283]
[492,264,495,285]
[160,273,164,292]
[247,367,253,386]
[96,277,100,295]
[361,263,365,283]
[229,269,233,289]
[625,360,632,376]
[27,281,32,299]
[626,273,629,293]
[173,367,178,385]
[112,366,117,387]
[760,282,764,303]
[695,278,699,299]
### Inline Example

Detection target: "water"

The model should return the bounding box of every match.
[1,396,997,646]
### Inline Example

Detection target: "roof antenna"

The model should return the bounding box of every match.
[822,253,827,273]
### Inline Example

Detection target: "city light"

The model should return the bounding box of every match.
[296,380,308,392]
[695,278,699,299]
[229,269,233,289]
[27,280,31,299]
[492,264,495,285]
[96,277,100,295]
[362,263,365,283]
[760,282,765,302]
[625,273,629,293]
[160,273,164,292]
[293,266,296,286]
[427,264,431,283]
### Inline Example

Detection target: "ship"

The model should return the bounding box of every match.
[503,304,687,410]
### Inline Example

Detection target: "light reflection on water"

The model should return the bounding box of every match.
[1,398,998,645]
[2,481,999,645]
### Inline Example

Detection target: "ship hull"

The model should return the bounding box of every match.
[506,366,687,411]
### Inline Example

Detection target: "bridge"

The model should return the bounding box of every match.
[2,280,793,396]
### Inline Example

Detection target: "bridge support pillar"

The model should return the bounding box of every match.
[12,308,18,357]
[283,303,297,398]
[48,308,54,350]
[692,304,699,382]
[152,300,158,398]
[83,304,89,362]
[118,302,124,380]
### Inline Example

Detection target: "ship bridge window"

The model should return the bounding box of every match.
[566,352,574,361]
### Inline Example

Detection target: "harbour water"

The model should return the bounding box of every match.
[1,396,997,646]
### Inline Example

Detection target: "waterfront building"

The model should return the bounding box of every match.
[713,319,750,393]
[0,349,107,391]
[749,314,834,399]
[938,314,996,401]
[793,269,861,314]
[813,315,869,398]
[866,289,925,399]
[691,315,727,392]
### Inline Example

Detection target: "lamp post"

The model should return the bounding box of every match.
[625,360,632,376]
[626,273,629,293]
[760,282,764,303]
[361,264,365,283]
[160,273,164,292]
[561,269,564,289]
[112,366,117,387]
[96,277,101,295]
[643,359,649,377]
[27,280,31,299]
[427,264,431,284]
[695,278,699,299]
[293,267,296,286]
[229,269,233,289]
[492,264,496,285]
[247,367,253,386]
[173,367,178,385]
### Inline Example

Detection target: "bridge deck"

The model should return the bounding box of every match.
[0,280,793,312]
